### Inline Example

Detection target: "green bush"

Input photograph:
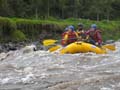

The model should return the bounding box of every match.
[11,30,26,41]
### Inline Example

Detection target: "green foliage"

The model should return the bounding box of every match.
[0,17,120,42]
[11,30,26,41]
[0,0,120,20]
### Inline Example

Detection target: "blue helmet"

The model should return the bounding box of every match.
[64,27,68,31]
[91,24,97,29]
[68,25,74,31]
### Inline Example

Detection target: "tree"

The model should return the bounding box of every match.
[88,0,105,21]
[0,0,14,16]
[0,0,119,20]
[102,0,114,21]
[111,0,120,19]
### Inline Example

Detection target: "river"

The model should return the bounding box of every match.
[0,41,120,90]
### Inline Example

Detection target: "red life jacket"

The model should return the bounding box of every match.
[61,31,77,46]
[86,29,102,44]
[67,31,77,44]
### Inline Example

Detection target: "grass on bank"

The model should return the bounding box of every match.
[0,16,120,42]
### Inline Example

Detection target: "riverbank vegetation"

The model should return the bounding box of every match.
[0,0,120,42]
[0,17,120,43]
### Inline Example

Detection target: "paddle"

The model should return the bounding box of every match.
[43,39,58,46]
[102,44,116,51]
[43,38,78,46]
[43,39,116,51]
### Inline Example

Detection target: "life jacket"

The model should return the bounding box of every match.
[61,31,78,46]
[77,30,87,40]
[86,29,102,44]
[67,31,78,44]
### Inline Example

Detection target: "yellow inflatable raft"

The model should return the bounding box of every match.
[48,41,115,54]
[60,42,106,54]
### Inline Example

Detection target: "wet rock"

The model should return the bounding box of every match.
[36,44,46,51]
[0,40,47,54]
[7,42,17,51]
[0,41,29,53]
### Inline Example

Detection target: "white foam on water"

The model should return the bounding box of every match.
[100,87,113,90]
[0,41,120,90]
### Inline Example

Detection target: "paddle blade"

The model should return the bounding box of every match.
[48,45,61,52]
[102,44,116,51]
[43,39,57,46]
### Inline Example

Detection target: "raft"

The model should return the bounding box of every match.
[49,41,109,54]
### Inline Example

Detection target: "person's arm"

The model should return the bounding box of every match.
[85,29,91,35]
[85,30,90,41]
[75,31,79,38]
[62,34,68,45]
[64,34,68,40]
[96,31,102,45]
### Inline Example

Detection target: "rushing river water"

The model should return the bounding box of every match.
[0,41,120,90]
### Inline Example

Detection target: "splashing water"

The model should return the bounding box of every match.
[0,41,120,90]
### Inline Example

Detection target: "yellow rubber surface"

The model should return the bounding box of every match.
[60,42,106,54]
[48,41,116,54]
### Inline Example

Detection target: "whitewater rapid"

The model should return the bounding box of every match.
[0,41,120,90]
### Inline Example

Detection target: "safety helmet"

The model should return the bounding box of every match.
[78,23,84,28]
[91,24,97,29]
[68,25,74,31]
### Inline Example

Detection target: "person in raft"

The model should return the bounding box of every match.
[86,24,102,46]
[61,25,78,46]
[76,23,88,42]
